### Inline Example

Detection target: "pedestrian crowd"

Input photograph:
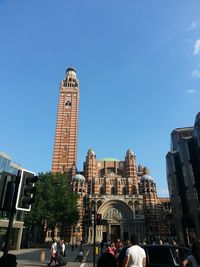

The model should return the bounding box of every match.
[98,235,146,267]
[0,237,199,267]
[47,239,67,266]
[47,239,84,266]
[97,237,200,267]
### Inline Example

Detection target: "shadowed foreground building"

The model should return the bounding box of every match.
[0,152,24,250]
[166,113,200,246]
[52,68,173,244]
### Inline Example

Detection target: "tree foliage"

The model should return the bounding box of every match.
[24,172,79,242]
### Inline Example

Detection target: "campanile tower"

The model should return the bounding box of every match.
[52,67,79,173]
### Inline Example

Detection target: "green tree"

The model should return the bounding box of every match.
[24,172,79,242]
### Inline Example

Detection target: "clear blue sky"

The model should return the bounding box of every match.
[1,0,200,197]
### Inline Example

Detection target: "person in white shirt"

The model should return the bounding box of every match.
[48,240,58,266]
[61,240,66,256]
[123,235,146,267]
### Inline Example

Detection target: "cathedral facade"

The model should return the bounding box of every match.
[52,68,173,244]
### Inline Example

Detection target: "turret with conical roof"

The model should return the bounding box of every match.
[84,149,97,181]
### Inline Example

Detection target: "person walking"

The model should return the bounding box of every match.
[118,240,130,267]
[107,242,117,256]
[75,249,83,262]
[182,241,200,267]
[123,235,146,267]
[61,240,66,256]
[48,239,58,266]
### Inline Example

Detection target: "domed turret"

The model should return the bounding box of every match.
[126,149,135,156]
[87,149,96,156]
[72,174,85,182]
[66,67,77,78]
[138,164,143,172]
[141,174,153,182]
[141,167,153,181]
[143,166,150,174]
[63,67,78,87]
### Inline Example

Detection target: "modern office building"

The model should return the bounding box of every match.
[166,113,200,246]
[0,152,24,250]
[52,68,173,244]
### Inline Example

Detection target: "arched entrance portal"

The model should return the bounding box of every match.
[101,201,132,242]
[88,199,145,243]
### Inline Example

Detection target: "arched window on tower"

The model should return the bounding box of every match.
[65,101,72,107]
[79,188,82,194]
[122,187,127,195]
[134,201,139,215]
[99,187,104,195]
[111,186,115,195]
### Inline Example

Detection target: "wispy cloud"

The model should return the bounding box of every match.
[186,89,197,93]
[185,20,200,31]
[192,70,200,78]
[194,39,200,55]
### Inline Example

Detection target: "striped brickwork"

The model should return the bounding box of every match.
[52,68,79,174]
[141,179,161,240]
[125,151,138,194]
[84,150,97,180]
[51,70,172,244]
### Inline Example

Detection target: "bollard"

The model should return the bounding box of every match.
[40,250,45,263]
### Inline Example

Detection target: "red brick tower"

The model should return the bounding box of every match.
[84,149,97,180]
[125,149,138,194]
[52,67,79,174]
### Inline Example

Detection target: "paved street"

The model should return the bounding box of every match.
[0,244,97,267]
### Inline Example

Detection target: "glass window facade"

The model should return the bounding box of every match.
[0,155,10,173]
[0,152,20,175]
